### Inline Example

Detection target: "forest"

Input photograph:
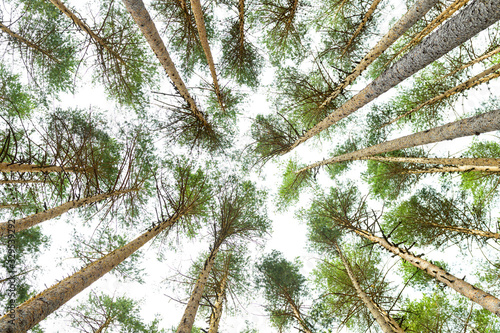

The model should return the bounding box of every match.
[0,0,500,332]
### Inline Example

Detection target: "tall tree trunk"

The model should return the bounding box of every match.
[122,0,211,130]
[47,0,125,65]
[207,269,228,333]
[383,61,500,127]
[350,227,500,317]
[409,221,500,239]
[297,109,500,173]
[0,22,59,62]
[0,208,189,332]
[285,0,500,154]
[319,0,438,110]
[176,244,221,333]
[0,162,89,173]
[360,156,500,166]
[438,45,500,82]
[286,294,313,333]
[0,180,48,184]
[238,0,245,53]
[334,241,405,333]
[190,0,225,112]
[0,188,137,237]
[398,165,500,174]
[94,315,115,333]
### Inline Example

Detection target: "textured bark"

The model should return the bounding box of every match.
[334,242,404,333]
[122,0,211,129]
[351,228,500,317]
[207,271,228,333]
[319,0,439,110]
[439,45,500,82]
[0,189,137,237]
[0,162,90,173]
[176,245,220,333]
[190,0,225,112]
[340,0,383,57]
[297,109,500,173]
[238,0,245,53]
[0,209,188,332]
[48,0,125,65]
[384,61,500,127]
[411,221,500,239]
[285,0,500,153]
[399,165,500,174]
[360,156,500,166]
[0,22,59,62]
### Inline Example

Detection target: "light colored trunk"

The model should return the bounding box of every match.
[0,180,48,184]
[0,188,137,237]
[48,0,125,65]
[0,162,90,173]
[297,109,500,173]
[334,242,404,333]
[341,0,383,57]
[288,297,313,333]
[285,0,500,153]
[384,61,500,127]
[0,22,59,62]
[399,165,500,174]
[0,203,27,209]
[176,245,220,333]
[414,221,500,239]
[122,0,211,130]
[352,228,500,317]
[319,0,438,110]
[0,209,188,332]
[438,45,500,82]
[190,0,225,112]
[207,272,228,333]
[360,156,500,167]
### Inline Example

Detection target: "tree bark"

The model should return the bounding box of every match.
[285,0,500,153]
[207,269,228,333]
[176,245,220,333]
[47,0,126,65]
[297,109,500,173]
[398,165,500,174]
[319,0,439,110]
[94,315,114,333]
[0,188,137,237]
[0,180,48,184]
[360,156,500,166]
[0,209,189,332]
[238,0,245,54]
[334,242,405,333]
[411,220,500,239]
[0,162,89,173]
[122,0,211,130]
[350,227,500,317]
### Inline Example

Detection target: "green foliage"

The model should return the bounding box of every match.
[275,158,314,212]
[0,65,35,117]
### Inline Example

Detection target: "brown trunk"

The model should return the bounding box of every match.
[297,109,500,173]
[94,315,114,333]
[334,242,404,333]
[48,0,125,65]
[122,0,211,130]
[207,271,228,333]
[238,0,245,54]
[176,245,220,333]
[190,0,225,112]
[0,22,59,62]
[0,180,48,184]
[360,156,500,167]
[438,45,500,82]
[398,165,500,174]
[0,188,137,237]
[288,297,313,333]
[341,0,383,57]
[351,227,500,317]
[284,0,500,154]
[414,221,500,239]
[0,162,90,173]
[319,0,439,110]
[285,0,299,33]
[0,209,188,332]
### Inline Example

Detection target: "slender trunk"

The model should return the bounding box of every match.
[360,156,500,167]
[94,316,114,333]
[285,0,500,153]
[0,204,27,209]
[383,62,500,127]
[0,209,188,332]
[207,271,228,333]
[0,162,90,173]
[414,221,500,239]
[383,0,470,68]
[122,0,211,130]
[297,109,500,173]
[48,0,125,65]
[0,188,137,237]
[287,296,313,333]
[399,165,500,174]
[319,0,438,110]
[438,45,500,82]
[176,244,221,333]
[351,227,500,317]
[341,0,383,57]
[285,0,299,33]
[0,22,59,62]
[0,180,48,184]
[334,241,404,333]
[190,0,225,112]
[238,0,245,54]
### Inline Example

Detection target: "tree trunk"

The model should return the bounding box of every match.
[360,156,500,167]
[0,162,89,173]
[0,209,189,332]
[383,61,500,127]
[238,0,245,53]
[319,0,438,110]
[438,45,500,82]
[0,180,48,184]
[297,109,500,173]
[47,0,125,65]
[0,22,59,62]
[398,165,500,174]
[287,295,313,333]
[94,315,114,333]
[351,227,500,317]
[412,221,500,239]
[190,0,225,112]
[207,270,228,333]
[122,0,211,130]
[285,0,500,153]
[0,188,137,237]
[334,241,404,333]
[176,244,221,333]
